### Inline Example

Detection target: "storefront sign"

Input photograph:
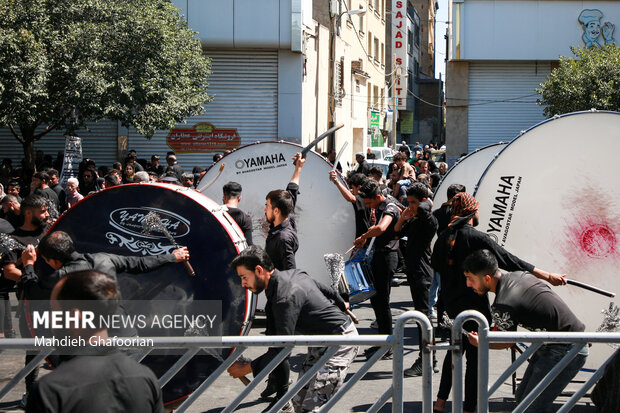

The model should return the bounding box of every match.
[392,0,408,109]
[166,122,241,153]
[369,111,380,129]
[578,9,615,48]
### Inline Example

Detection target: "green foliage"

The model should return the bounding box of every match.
[0,0,211,167]
[537,45,620,117]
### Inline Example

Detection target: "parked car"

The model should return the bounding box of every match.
[367,159,391,179]
[367,146,395,161]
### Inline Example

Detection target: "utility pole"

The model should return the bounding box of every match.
[391,54,400,149]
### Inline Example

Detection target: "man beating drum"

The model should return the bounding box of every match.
[227,246,358,413]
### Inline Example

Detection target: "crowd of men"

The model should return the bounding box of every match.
[0,145,594,413]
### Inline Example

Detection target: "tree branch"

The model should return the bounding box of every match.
[8,125,25,144]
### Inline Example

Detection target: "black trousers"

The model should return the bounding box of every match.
[437,331,478,412]
[369,250,398,335]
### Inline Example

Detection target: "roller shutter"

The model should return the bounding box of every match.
[468,61,551,152]
[0,121,118,169]
[127,50,279,172]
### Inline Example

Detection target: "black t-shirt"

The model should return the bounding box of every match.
[432,221,534,320]
[373,198,400,251]
[492,271,585,333]
[400,200,437,276]
[27,348,164,413]
[226,206,253,245]
[353,195,370,238]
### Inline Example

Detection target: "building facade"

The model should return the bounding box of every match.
[445,0,619,163]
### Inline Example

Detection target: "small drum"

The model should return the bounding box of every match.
[46,183,255,406]
[343,249,376,304]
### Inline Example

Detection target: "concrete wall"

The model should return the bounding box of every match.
[452,0,620,60]
[445,60,468,163]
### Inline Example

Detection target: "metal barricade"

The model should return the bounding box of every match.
[0,311,433,413]
[451,310,620,413]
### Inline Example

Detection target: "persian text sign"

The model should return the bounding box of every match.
[167,122,241,153]
[392,0,408,109]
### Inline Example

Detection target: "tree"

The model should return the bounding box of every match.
[536,45,620,118]
[0,0,211,170]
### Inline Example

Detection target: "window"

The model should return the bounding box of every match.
[368,31,372,57]
[367,82,372,109]
[381,43,384,65]
[381,87,385,110]
[373,85,379,107]
[381,0,385,19]
[374,37,379,62]
[408,30,413,56]
[359,4,364,32]
[408,69,414,93]
[375,0,380,11]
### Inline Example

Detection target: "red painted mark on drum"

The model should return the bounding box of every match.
[579,224,616,258]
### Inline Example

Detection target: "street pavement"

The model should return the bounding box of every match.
[0,274,599,412]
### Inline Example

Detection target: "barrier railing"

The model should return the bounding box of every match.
[451,310,620,413]
[0,310,433,413]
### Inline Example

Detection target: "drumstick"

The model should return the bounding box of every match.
[344,245,356,256]
[300,124,344,159]
[201,162,226,191]
[346,309,359,324]
[142,212,195,276]
[332,141,348,171]
[566,279,616,297]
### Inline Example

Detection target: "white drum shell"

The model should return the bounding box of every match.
[197,142,356,308]
[433,142,508,210]
[474,111,620,368]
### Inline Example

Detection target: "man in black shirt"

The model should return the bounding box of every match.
[1,195,50,406]
[328,172,370,238]
[262,153,305,403]
[431,192,566,413]
[354,153,371,176]
[30,172,60,217]
[223,181,253,245]
[228,246,358,413]
[394,183,439,375]
[26,269,164,413]
[355,180,401,359]
[46,169,67,214]
[264,152,304,271]
[464,250,587,413]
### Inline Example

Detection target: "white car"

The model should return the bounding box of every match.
[367,146,395,161]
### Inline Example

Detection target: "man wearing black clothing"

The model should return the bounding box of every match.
[228,246,358,413]
[47,169,67,213]
[1,195,50,407]
[394,183,439,375]
[261,153,305,404]
[223,181,253,245]
[165,153,184,181]
[431,192,566,413]
[355,180,401,359]
[19,231,189,297]
[26,270,164,413]
[328,172,370,238]
[464,250,587,413]
[30,172,59,215]
[264,152,305,271]
[354,153,371,176]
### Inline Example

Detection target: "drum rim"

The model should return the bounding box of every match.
[49,182,255,337]
[433,141,508,205]
[473,110,620,197]
[204,140,335,178]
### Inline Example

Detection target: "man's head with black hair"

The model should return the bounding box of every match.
[265,189,293,224]
[447,183,466,201]
[358,179,385,209]
[38,231,76,267]
[462,249,500,295]
[230,245,275,294]
[406,182,430,202]
[223,182,242,199]
[21,194,50,228]
[368,167,383,181]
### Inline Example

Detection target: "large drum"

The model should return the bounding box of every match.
[47,183,254,405]
[474,111,620,369]
[432,142,508,210]
[197,141,356,307]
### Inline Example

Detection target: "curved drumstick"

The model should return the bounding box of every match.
[201,162,226,191]
[332,141,348,171]
[566,279,615,297]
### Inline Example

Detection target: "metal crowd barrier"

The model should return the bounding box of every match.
[451,310,620,413]
[0,311,433,413]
